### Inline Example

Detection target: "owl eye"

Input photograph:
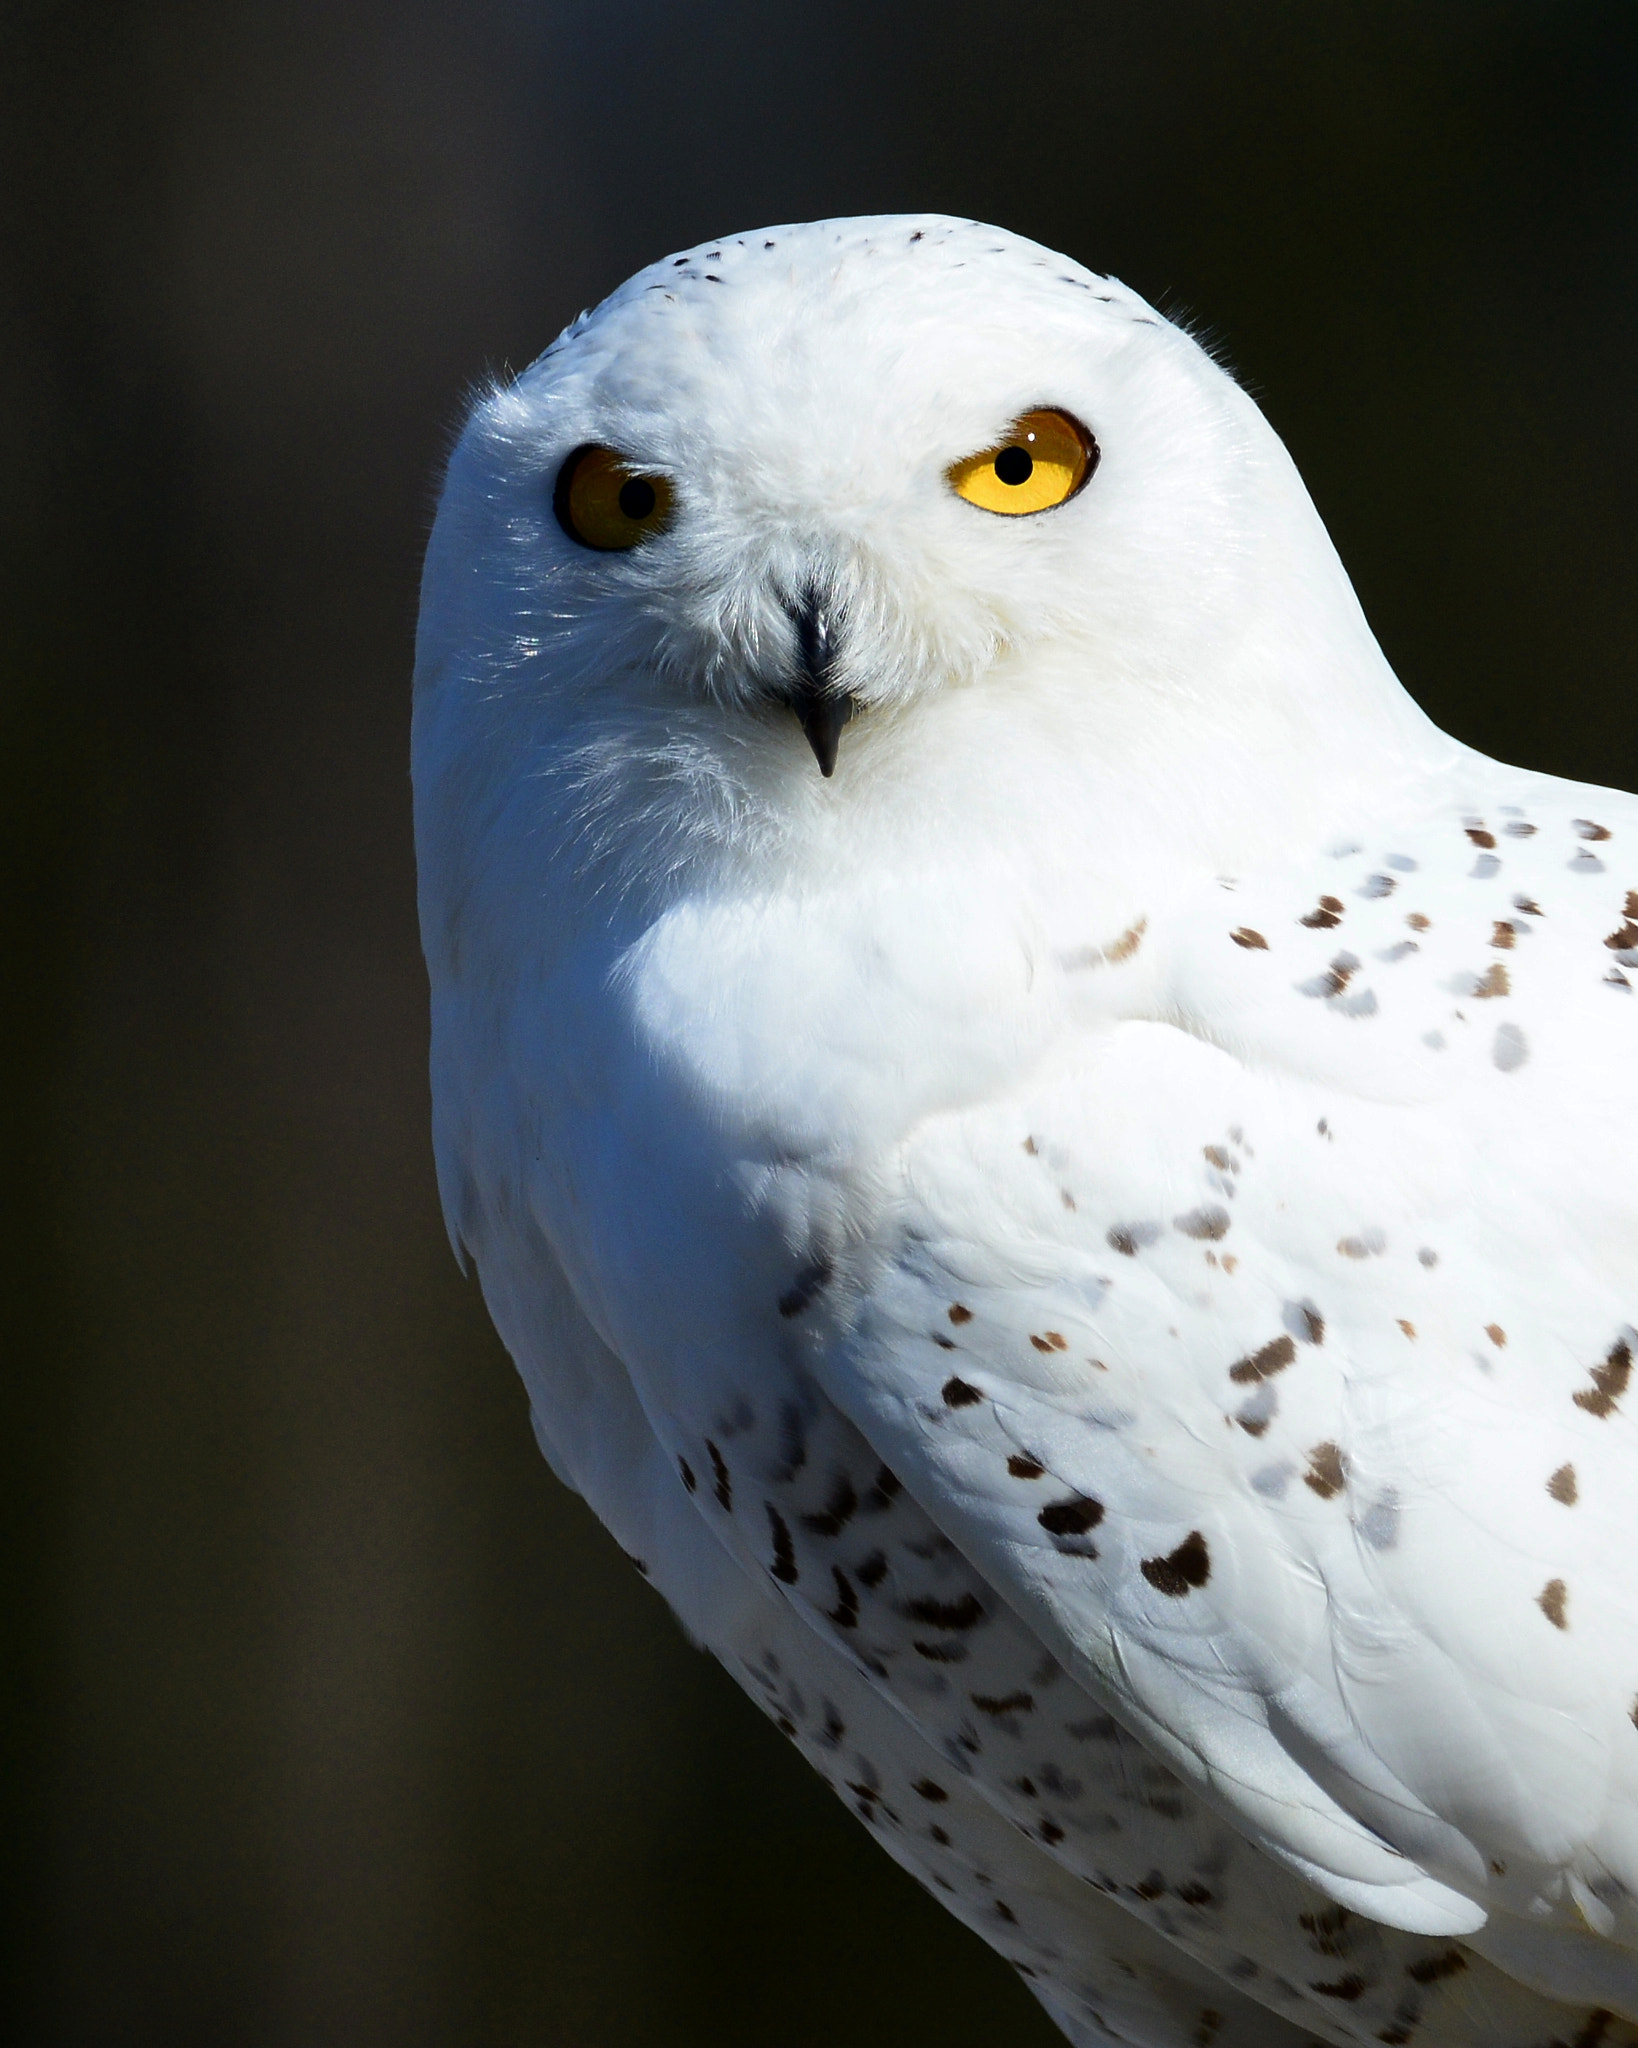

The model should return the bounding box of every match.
[553,444,675,551]
[947,408,1098,516]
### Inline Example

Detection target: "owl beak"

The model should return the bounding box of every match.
[783,588,855,777]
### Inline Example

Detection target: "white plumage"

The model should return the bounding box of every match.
[413,214,1638,2046]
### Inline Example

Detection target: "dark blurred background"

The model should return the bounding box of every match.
[4,2,1635,2041]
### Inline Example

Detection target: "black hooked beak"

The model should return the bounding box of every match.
[782,588,856,778]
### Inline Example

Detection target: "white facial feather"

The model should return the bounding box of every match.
[414,215,1638,2048]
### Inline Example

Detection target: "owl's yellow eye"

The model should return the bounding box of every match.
[947,408,1098,516]
[554,444,674,551]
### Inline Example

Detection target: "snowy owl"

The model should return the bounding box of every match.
[412,214,1638,2047]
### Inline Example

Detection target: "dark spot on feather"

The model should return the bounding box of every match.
[972,1691,1034,1716]
[1575,1339,1632,1417]
[766,1504,798,1582]
[1539,1578,1569,1629]
[1466,827,1496,848]
[1305,951,1359,999]
[1007,1454,1046,1480]
[1309,1974,1367,2001]
[1337,1231,1385,1259]
[778,1256,833,1317]
[932,1333,956,1350]
[912,1778,948,1801]
[913,1638,967,1663]
[1304,1443,1347,1498]
[1299,1907,1352,1955]
[678,1457,696,1493]
[942,1376,983,1408]
[1141,1530,1211,1595]
[856,1550,888,1588]
[1492,920,1517,949]
[902,1592,985,1631]
[1229,1334,1296,1384]
[863,1465,902,1510]
[1548,1463,1578,1504]
[1107,1221,1160,1255]
[707,1440,732,1511]
[947,1304,973,1325]
[1406,912,1431,930]
[826,1569,859,1628]
[1231,927,1268,949]
[1029,1331,1068,1352]
[1406,1949,1467,1984]
[1471,962,1510,998]
[1577,820,1613,841]
[1301,896,1345,928]
[1174,1205,1231,1241]
[1038,1496,1104,1537]
[802,1474,858,1536]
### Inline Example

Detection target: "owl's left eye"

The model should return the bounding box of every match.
[553,444,674,551]
[947,408,1098,516]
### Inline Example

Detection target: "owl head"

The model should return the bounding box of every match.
[422,219,1398,786]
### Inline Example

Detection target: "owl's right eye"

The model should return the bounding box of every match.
[553,444,674,551]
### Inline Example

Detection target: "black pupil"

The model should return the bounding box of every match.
[618,476,657,521]
[994,445,1034,486]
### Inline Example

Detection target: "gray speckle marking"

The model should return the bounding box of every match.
[1493,1022,1529,1072]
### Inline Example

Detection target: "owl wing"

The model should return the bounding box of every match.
[809,777,1638,1959]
